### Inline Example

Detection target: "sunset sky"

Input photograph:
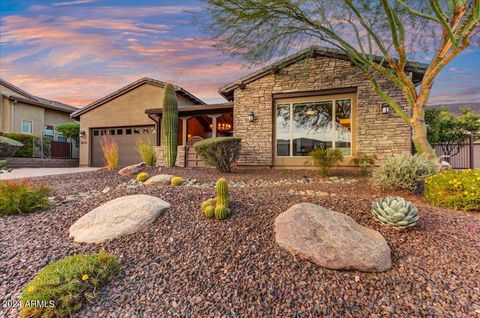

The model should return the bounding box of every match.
[1,0,479,108]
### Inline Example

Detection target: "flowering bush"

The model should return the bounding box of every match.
[20,252,120,318]
[0,180,51,216]
[424,169,480,211]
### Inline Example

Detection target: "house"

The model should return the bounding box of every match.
[73,46,428,168]
[0,78,77,140]
[70,78,206,167]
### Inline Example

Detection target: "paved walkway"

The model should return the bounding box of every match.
[0,167,100,180]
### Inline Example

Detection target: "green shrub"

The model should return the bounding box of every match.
[372,153,438,192]
[136,172,149,182]
[135,137,156,167]
[20,252,121,318]
[309,148,343,176]
[171,176,184,186]
[351,153,376,177]
[0,180,51,216]
[0,159,12,173]
[424,169,480,211]
[193,137,241,173]
[0,132,39,157]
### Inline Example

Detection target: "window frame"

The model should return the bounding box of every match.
[21,120,33,134]
[274,95,354,159]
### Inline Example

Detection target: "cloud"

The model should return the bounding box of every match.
[53,0,97,6]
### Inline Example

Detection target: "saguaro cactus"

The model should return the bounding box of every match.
[216,178,229,207]
[162,83,178,167]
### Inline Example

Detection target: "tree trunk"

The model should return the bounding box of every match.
[411,105,436,160]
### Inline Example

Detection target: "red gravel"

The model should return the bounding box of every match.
[1,168,479,317]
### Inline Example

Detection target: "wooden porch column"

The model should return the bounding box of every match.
[180,117,191,145]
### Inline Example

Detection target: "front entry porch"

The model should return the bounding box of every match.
[145,103,233,167]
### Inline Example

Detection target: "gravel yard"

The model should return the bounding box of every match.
[1,168,479,317]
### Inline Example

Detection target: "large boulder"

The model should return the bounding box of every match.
[69,195,170,243]
[144,174,174,185]
[275,203,391,272]
[118,162,146,176]
[0,136,23,157]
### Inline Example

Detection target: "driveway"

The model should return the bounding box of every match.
[0,167,100,180]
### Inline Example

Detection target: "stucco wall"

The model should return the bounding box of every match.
[232,55,412,167]
[12,102,45,136]
[44,109,72,128]
[78,83,196,166]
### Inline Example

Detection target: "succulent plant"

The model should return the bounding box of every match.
[372,196,419,230]
[201,198,216,212]
[204,205,215,218]
[136,172,149,182]
[214,205,230,220]
[215,178,229,207]
[162,83,178,167]
[171,176,184,186]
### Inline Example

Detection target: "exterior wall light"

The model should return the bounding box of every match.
[381,103,391,115]
[248,112,255,123]
[79,130,86,138]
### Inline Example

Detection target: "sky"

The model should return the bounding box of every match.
[0,0,479,108]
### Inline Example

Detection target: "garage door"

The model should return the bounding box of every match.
[90,126,156,168]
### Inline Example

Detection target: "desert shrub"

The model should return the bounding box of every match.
[171,176,184,186]
[372,153,438,191]
[0,180,51,216]
[135,138,156,167]
[424,169,480,211]
[101,136,118,170]
[193,137,241,173]
[309,148,343,176]
[0,159,12,173]
[19,252,121,318]
[136,172,149,182]
[351,154,376,177]
[0,132,39,157]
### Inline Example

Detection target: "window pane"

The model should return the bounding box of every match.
[292,101,333,156]
[335,99,352,156]
[93,130,99,136]
[276,104,290,156]
[22,121,32,133]
[126,128,132,135]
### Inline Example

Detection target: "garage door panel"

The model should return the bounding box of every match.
[90,126,155,168]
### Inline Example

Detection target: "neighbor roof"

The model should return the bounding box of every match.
[218,46,429,101]
[0,78,77,113]
[71,77,206,119]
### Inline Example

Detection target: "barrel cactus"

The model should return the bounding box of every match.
[214,205,230,220]
[372,196,419,230]
[215,178,229,207]
[162,83,178,167]
[204,205,215,218]
[201,198,216,216]
[136,172,149,182]
[171,176,184,186]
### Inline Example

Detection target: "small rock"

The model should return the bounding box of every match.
[102,187,111,194]
[118,162,146,176]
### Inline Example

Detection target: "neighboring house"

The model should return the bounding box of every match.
[0,78,77,140]
[73,46,428,168]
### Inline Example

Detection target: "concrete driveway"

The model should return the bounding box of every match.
[0,167,100,180]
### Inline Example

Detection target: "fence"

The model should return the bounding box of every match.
[434,140,479,169]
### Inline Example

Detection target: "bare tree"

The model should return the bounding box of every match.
[199,0,480,159]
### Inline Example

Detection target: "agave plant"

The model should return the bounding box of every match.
[372,196,419,230]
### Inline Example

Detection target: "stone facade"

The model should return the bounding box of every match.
[232,55,412,167]
[154,146,185,167]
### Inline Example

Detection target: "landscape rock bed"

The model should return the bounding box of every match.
[1,169,479,317]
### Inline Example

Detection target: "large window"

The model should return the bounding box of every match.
[276,99,352,157]
[21,120,33,134]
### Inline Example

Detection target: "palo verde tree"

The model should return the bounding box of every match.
[199,0,480,160]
